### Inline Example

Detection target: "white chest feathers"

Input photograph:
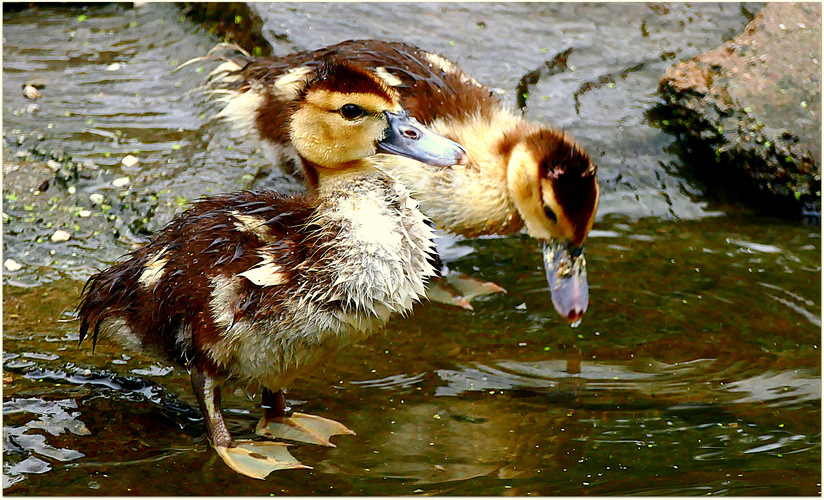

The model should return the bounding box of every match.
[314,178,436,317]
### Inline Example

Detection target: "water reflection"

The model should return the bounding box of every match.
[433,357,821,410]
[313,378,817,494]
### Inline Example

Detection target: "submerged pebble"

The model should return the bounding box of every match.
[51,230,71,243]
[4,258,23,272]
[89,193,104,204]
[121,155,139,167]
[112,176,130,187]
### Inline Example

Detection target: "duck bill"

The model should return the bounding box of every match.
[377,110,468,167]
[543,240,589,324]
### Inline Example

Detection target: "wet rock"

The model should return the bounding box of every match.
[179,2,272,57]
[112,176,131,187]
[658,3,821,214]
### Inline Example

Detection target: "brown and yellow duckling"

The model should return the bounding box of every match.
[77,61,467,479]
[201,39,600,323]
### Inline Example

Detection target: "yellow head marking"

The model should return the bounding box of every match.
[289,63,403,169]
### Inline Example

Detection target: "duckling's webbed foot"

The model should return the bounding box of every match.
[256,413,357,447]
[190,371,307,479]
[256,389,356,447]
[214,440,308,479]
[427,271,507,310]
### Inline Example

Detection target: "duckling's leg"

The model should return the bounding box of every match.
[427,272,507,310]
[256,389,356,447]
[190,370,308,479]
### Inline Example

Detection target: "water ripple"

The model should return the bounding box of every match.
[759,282,822,327]
[349,372,427,390]
[726,238,783,254]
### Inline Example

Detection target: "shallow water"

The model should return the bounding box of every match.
[2,3,820,495]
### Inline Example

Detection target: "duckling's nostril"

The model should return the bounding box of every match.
[401,128,420,140]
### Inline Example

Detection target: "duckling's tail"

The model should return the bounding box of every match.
[175,42,250,73]
[77,261,142,351]
[178,43,267,139]
[176,43,254,94]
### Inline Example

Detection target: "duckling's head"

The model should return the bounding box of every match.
[505,127,599,324]
[289,61,467,171]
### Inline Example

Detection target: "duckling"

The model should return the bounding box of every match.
[77,61,467,479]
[201,40,599,323]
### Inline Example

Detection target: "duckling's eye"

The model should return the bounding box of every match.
[543,205,558,223]
[340,104,366,120]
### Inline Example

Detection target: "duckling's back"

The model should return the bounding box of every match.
[77,191,315,366]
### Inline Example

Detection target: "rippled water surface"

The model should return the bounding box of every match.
[3,3,820,495]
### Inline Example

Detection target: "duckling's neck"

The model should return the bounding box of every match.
[374,108,528,238]
[301,160,376,195]
[314,162,376,193]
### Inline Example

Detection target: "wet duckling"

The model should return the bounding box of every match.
[77,61,467,479]
[202,40,599,323]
